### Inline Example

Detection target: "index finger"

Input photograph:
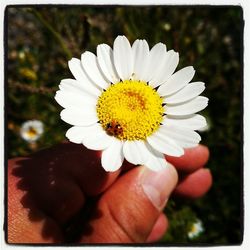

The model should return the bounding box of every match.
[165,144,209,173]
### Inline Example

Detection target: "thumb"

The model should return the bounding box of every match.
[80,164,178,243]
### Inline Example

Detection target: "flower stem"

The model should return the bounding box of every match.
[29,8,72,59]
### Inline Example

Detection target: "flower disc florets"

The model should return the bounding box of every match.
[97,80,164,140]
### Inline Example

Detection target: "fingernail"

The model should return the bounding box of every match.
[140,165,178,211]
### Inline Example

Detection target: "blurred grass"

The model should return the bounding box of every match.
[6,5,243,244]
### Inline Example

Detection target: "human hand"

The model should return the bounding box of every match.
[8,142,212,243]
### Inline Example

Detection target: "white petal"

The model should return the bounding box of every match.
[101,138,124,172]
[162,114,207,130]
[55,90,96,109]
[123,140,168,171]
[68,58,86,82]
[66,123,110,147]
[147,126,184,157]
[158,66,195,96]
[161,50,179,82]
[97,44,120,84]
[113,35,133,80]
[145,43,167,82]
[68,59,101,97]
[165,96,209,116]
[60,107,98,126]
[59,79,85,93]
[59,78,101,98]
[82,125,113,150]
[164,82,205,104]
[149,50,179,88]
[144,143,168,171]
[66,126,92,144]
[131,39,150,81]
[123,140,149,165]
[160,124,201,148]
[81,51,109,90]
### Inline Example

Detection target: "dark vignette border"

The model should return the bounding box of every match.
[3,3,244,247]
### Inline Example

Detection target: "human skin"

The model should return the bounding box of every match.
[7,143,212,243]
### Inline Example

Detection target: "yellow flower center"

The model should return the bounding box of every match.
[190,224,198,233]
[96,80,164,140]
[26,127,38,138]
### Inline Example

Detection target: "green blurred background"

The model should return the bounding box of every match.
[6,6,243,244]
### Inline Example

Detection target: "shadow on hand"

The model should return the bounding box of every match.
[10,142,114,243]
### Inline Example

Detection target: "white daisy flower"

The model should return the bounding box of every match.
[55,35,208,172]
[188,219,204,239]
[20,120,44,142]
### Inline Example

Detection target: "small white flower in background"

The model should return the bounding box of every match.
[55,35,208,172]
[163,23,171,31]
[188,219,204,239]
[20,120,44,142]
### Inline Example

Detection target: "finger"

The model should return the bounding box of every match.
[174,168,212,198]
[165,144,209,173]
[121,159,136,172]
[10,142,120,225]
[80,164,178,243]
[38,142,121,195]
[146,213,168,243]
[8,161,63,243]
